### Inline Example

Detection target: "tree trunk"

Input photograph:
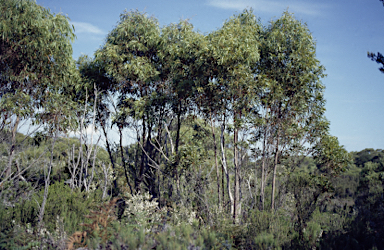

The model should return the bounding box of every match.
[210,113,221,208]
[101,123,117,192]
[5,115,20,178]
[101,162,109,199]
[38,134,58,230]
[119,126,133,194]
[233,114,240,222]
[139,121,153,192]
[260,127,267,210]
[174,101,182,193]
[271,132,280,211]
[254,149,258,209]
[138,115,147,191]
[220,121,234,215]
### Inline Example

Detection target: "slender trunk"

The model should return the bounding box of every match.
[134,128,140,188]
[140,123,152,191]
[119,126,133,194]
[69,144,80,189]
[233,114,240,222]
[138,116,147,191]
[222,155,225,209]
[85,138,99,193]
[174,102,182,193]
[153,115,163,198]
[260,127,267,210]
[253,169,257,208]
[210,113,221,208]
[6,116,20,178]
[220,120,233,215]
[78,135,84,190]
[101,163,109,199]
[78,89,88,190]
[38,134,58,230]
[101,123,117,191]
[83,89,98,192]
[254,148,258,209]
[175,103,181,155]
[271,132,280,211]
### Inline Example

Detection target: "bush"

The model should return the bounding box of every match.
[242,209,292,249]
[35,181,101,234]
[0,181,102,249]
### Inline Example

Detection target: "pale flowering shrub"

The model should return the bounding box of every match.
[123,191,166,230]
[123,191,198,231]
[170,204,198,226]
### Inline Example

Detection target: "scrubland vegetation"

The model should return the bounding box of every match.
[1,0,384,249]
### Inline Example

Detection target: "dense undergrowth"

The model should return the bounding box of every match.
[1,131,383,249]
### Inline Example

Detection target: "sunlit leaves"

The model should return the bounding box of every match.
[313,134,351,175]
[0,0,77,131]
[96,10,161,86]
[256,12,328,151]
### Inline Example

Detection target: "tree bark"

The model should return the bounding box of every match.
[220,120,234,215]
[210,113,221,208]
[138,115,147,191]
[119,125,133,194]
[174,101,182,193]
[271,132,280,211]
[38,134,58,230]
[233,114,240,222]
[5,115,20,178]
[260,127,267,210]
[101,123,117,192]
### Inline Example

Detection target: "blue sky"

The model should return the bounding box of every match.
[37,0,384,152]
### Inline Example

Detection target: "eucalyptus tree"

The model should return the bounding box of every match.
[0,0,76,179]
[205,9,262,221]
[0,0,78,232]
[96,10,163,193]
[159,20,206,194]
[255,12,327,210]
[76,55,122,193]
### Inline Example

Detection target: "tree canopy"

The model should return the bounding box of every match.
[0,2,367,249]
[0,0,76,124]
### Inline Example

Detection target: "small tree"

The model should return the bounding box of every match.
[205,9,262,221]
[255,12,326,211]
[0,0,76,179]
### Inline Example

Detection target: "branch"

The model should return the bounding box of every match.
[164,120,175,155]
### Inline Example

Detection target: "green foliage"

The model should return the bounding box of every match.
[83,220,233,250]
[352,148,384,167]
[0,223,39,250]
[122,191,166,231]
[205,9,261,114]
[0,0,77,130]
[241,209,292,249]
[37,182,100,233]
[0,182,38,232]
[254,233,276,250]
[68,192,233,249]
[0,182,99,237]
[318,149,384,249]
[313,134,351,175]
[3,2,380,249]
[286,171,331,248]
[96,10,160,87]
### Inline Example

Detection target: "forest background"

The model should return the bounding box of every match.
[0,0,384,249]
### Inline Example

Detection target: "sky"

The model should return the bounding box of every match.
[36,0,384,152]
